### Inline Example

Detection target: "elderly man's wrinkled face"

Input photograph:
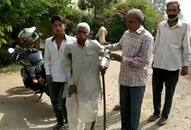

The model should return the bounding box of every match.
[166,3,180,21]
[52,20,65,35]
[125,14,142,32]
[76,27,89,41]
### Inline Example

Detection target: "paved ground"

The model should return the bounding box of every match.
[0,59,191,130]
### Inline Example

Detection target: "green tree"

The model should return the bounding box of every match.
[95,0,163,42]
[152,0,166,14]
[78,0,119,17]
[0,0,13,47]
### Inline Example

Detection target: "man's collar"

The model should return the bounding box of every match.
[77,39,89,48]
[176,20,183,27]
[165,19,183,28]
[51,34,67,42]
[135,26,145,34]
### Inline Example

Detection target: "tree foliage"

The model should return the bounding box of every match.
[94,0,163,42]
[152,0,166,14]
[0,0,13,47]
[78,0,119,17]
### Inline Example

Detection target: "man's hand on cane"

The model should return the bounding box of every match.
[110,53,122,62]
[181,66,189,76]
[100,66,107,75]
[68,84,77,97]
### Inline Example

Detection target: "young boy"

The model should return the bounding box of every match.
[44,15,75,130]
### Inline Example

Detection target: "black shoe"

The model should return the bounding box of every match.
[64,123,69,129]
[157,117,168,126]
[53,123,64,130]
[147,114,160,122]
[113,104,120,111]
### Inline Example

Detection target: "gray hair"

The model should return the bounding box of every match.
[166,0,180,10]
[127,9,144,23]
[76,22,90,33]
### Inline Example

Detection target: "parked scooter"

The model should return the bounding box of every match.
[8,27,48,100]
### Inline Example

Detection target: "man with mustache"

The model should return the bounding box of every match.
[147,0,191,126]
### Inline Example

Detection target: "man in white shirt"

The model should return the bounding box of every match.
[64,22,108,130]
[44,15,75,130]
[148,0,191,126]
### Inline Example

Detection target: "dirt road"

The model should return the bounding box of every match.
[0,61,191,130]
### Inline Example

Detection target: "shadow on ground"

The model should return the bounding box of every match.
[0,86,55,130]
[96,110,161,130]
[0,86,162,130]
[96,109,121,130]
[139,119,160,130]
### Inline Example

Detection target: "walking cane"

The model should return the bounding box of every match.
[101,72,106,130]
[100,52,110,130]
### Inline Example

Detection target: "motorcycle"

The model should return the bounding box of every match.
[8,27,48,100]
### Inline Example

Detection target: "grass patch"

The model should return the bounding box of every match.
[0,64,22,73]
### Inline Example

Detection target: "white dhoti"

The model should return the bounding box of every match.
[66,94,98,130]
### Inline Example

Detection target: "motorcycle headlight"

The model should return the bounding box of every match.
[8,48,15,54]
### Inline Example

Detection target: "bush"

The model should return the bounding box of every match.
[0,46,13,66]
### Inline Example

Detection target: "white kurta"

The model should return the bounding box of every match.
[64,39,105,102]
[64,39,107,129]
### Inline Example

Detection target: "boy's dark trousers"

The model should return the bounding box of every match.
[49,82,68,125]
